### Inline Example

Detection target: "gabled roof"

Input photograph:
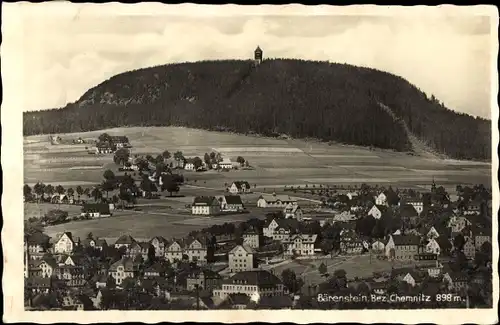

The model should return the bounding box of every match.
[223,195,244,205]
[392,235,421,246]
[193,196,219,206]
[150,236,169,244]
[399,204,418,217]
[230,244,255,255]
[115,234,136,245]
[232,181,251,189]
[53,232,78,244]
[109,258,138,272]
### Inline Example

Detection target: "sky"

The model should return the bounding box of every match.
[3,4,496,119]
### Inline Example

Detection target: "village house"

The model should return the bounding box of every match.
[229,181,251,194]
[165,240,185,263]
[218,195,245,212]
[183,158,197,171]
[346,191,359,201]
[283,234,318,256]
[257,194,297,208]
[448,216,472,233]
[95,142,116,154]
[149,236,170,257]
[82,238,107,251]
[367,204,388,220]
[29,257,58,278]
[191,196,221,215]
[26,277,52,295]
[333,211,357,222]
[51,194,72,205]
[340,231,364,255]
[185,238,208,264]
[109,135,130,148]
[55,264,86,288]
[143,263,168,279]
[53,232,79,254]
[424,238,441,255]
[212,270,285,300]
[219,158,234,170]
[25,232,50,254]
[114,234,137,250]
[385,235,421,261]
[371,240,385,253]
[392,268,424,287]
[242,228,260,249]
[473,228,491,250]
[464,199,482,215]
[443,271,468,292]
[109,257,139,286]
[127,242,151,261]
[283,203,304,221]
[463,237,476,260]
[375,189,399,207]
[228,244,255,273]
[263,218,298,241]
[80,203,112,218]
[425,226,440,239]
[186,269,223,292]
[399,198,424,215]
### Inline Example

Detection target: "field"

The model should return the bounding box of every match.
[41,209,265,243]
[24,126,492,240]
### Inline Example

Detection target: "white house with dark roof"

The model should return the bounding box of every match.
[212,270,285,300]
[53,232,79,254]
[228,244,255,273]
[219,158,234,170]
[218,195,245,212]
[192,196,221,215]
[114,235,137,250]
[282,233,318,256]
[109,257,139,286]
[283,203,303,221]
[80,203,112,218]
[368,205,387,220]
[263,218,298,241]
[149,236,170,257]
[229,181,251,194]
[385,235,421,260]
[257,194,297,208]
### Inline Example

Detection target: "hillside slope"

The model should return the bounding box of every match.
[23,59,491,161]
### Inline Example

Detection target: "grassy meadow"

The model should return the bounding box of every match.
[24,126,492,240]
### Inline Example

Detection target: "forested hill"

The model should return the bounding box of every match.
[23,59,491,161]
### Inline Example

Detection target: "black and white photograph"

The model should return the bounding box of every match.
[2,3,498,323]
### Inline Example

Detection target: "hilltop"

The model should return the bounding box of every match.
[23,59,491,161]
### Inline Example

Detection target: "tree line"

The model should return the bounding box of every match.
[23,59,490,160]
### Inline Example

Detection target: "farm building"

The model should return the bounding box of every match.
[110,136,130,148]
[218,195,245,212]
[257,194,297,208]
[80,203,112,218]
[95,142,116,154]
[191,196,221,215]
[229,181,251,194]
[219,158,234,170]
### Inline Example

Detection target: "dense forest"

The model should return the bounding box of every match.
[23,59,491,160]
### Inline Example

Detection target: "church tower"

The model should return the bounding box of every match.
[254,46,263,66]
